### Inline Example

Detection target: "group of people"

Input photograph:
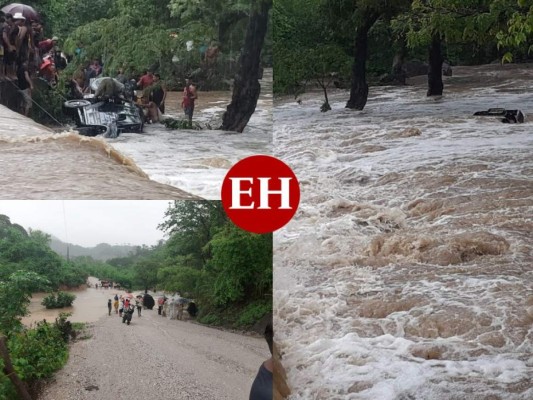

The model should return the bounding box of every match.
[132,71,198,125]
[69,66,198,125]
[157,295,193,321]
[0,11,66,116]
[107,294,143,318]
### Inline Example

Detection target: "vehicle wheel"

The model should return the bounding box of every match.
[127,321,130,325]
[63,99,91,109]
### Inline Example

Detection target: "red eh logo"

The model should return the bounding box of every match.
[221,155,300,234]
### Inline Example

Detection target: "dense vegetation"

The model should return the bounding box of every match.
[23,0,272,131]
[274,0,532,109]
[26,0,271,87]
[0,215,88,289]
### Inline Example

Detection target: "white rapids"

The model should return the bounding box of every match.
[273,64,533,400]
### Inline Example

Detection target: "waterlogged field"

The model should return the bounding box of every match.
[273,64,533,400]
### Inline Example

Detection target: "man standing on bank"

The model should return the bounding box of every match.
[181,77,197,126]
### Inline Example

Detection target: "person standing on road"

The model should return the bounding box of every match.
[107,299,112,316]
[162,297,169,317]
[113,295,119,314]
[135,298,142,317]
[158,296,164,315]
[181,78,197,126]
[177,302,184,320]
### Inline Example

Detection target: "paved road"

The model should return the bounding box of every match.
[39,307,269,400]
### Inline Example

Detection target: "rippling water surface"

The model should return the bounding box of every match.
[273,64,533,400]
[0,70,271,199]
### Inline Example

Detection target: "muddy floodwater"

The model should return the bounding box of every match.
[22,277,133,326]
[0,69,271,199]
[274,64,533,400]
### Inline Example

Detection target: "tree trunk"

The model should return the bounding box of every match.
[346,15,378,110]
[220,1,271,133]
[390,36,407,85]
[0,335,33,400]
[427,33,444,96]
[318,79,331,112]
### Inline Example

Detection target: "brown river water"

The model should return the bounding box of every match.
[22,277,134,326]
[0,70,272,200]
[274,63,533,399]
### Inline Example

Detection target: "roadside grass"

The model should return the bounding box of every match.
[72,322,92,340]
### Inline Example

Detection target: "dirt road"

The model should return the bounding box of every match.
[39,301,269,400]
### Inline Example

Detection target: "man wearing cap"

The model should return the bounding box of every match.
[38,36,58,55]
[12,13,30,65]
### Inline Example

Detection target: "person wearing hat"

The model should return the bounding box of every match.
[12,12,30,65]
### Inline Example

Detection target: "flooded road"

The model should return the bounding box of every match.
[0,69,271,200]
[273,64,533,400]
[22,277,133,326]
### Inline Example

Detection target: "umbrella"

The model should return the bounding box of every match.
[1,3,40,22]
[122,293,134,299]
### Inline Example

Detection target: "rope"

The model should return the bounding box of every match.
[5,77,68,128]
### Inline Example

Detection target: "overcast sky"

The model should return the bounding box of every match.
[0,201,174,247]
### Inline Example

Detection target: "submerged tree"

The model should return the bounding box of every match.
[220,0,272,132]
[323,0,409,110]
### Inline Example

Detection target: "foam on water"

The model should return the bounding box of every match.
[274,64,533,399]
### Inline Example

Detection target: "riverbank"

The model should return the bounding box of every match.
[38,303,269,400]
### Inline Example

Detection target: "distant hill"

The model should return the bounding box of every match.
[50,236,137,261]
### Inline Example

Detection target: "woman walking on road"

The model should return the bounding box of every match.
[113,294,119,314]
[107,299,112,316]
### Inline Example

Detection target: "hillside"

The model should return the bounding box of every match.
[50,237,137,261]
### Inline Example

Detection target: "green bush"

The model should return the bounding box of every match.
[42,292,76,309]
[237,301,272,328]
[8,321,68,382]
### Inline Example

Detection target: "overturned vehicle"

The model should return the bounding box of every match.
[473,108,525,124]
[63,77,143,138]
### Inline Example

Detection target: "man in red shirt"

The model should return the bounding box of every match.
[137,70,154,90]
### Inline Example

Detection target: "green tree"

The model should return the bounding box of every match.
[0,271,50,335]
